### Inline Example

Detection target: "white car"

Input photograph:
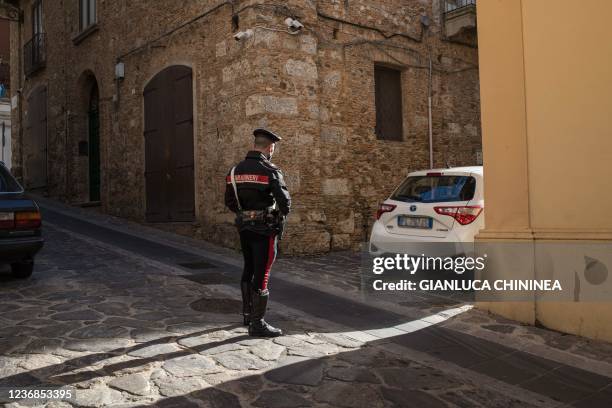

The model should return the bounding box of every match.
[369,166,484,256]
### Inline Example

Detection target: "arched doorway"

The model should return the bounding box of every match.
[76,71,101,203]
[88,82,100,202]
[143,65,195,222]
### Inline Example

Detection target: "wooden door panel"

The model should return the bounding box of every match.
[172,70,193,124]
[144,78,166,221]
[172,121,194,169]
[25,86,47,188]
[169,67,194,221]
[144,66,194,222]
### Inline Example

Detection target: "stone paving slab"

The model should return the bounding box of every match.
[2,203,612,407]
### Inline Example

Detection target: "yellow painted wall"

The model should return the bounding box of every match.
[476,0,612,341]
[476,0,530,235]
[522,0,612,232]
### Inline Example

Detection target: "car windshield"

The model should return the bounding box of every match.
[392,175,476,203]
[0,165,23,193]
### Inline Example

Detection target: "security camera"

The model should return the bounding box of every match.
[284,17,304,31]
[420,15,430,28]
[234,29,254,41]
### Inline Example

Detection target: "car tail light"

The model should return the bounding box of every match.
[427,172,442,177]
[434,205,483,225]
[375,203,397,220]
[0,212,14,229]
[15,211,42,229]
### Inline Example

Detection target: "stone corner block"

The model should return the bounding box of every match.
[322,178,350,195]
[246,95,298,116]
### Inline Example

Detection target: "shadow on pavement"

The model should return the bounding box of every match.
[123,335,612,408]
[0,325,242,390]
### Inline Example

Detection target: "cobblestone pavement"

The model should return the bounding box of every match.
[1,200,612,407]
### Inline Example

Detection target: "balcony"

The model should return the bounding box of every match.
[24,33,46,77]
[444,0,477,39]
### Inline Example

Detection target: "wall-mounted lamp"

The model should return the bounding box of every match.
[115,62,125,80]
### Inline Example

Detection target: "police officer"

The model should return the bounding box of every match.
[225,128,291,337]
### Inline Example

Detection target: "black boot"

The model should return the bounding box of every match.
[249,289,282,337]
[240,281,252,326]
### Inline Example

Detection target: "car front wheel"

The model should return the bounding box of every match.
[11,261,34,279]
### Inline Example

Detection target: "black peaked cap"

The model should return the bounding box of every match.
[253,128,282,143]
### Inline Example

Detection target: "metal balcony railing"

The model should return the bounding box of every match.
[24,33,46,76]
[445,0,476,14]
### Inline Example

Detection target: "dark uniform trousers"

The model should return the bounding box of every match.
[240,230,278,293]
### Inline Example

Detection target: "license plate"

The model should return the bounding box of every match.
[397,216,432,229]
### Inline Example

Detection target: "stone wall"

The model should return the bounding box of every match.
[11,0,481,254]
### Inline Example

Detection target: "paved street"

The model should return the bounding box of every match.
[1,199,612,407]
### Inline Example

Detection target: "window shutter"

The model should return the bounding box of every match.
[375,65,403,141]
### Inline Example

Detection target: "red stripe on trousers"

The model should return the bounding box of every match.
[261,235,276,290]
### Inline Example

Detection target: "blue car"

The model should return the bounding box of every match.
[0,162,44,278]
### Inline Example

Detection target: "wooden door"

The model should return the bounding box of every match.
[25,86,47,188]
[88,84,100,202]
[143,66,195,222]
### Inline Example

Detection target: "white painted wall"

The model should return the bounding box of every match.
[0,99,11,169]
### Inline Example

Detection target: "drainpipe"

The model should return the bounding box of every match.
[16,5,24,179]
[428,51,433,169]
[422,15,434,169]
[63,5,70,200]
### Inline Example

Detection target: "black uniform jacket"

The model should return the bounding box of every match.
[225,151,291,219]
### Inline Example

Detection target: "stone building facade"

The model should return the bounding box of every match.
[1,16,11,167]
[9,0,480,254]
